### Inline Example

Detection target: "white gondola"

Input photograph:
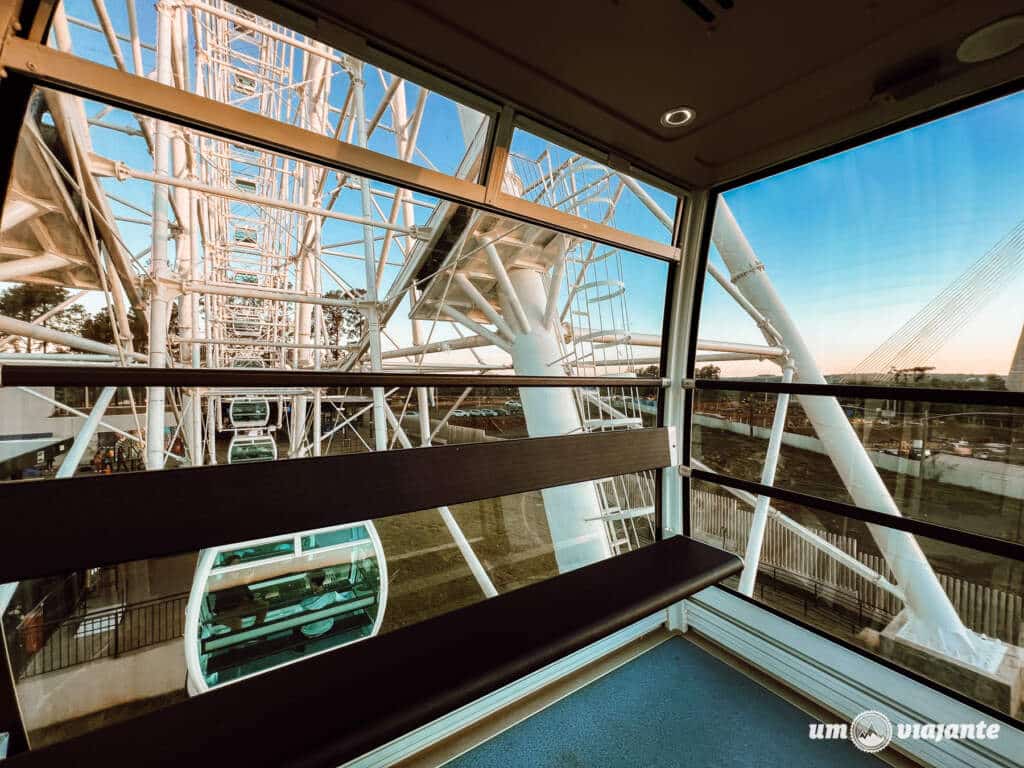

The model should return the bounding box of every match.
[228,398,270,429]
[230,315,261,338]
[230,357,266,369]
[227,433,278,464]
[184,522,388,693]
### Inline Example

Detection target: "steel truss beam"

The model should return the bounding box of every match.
[0,363,666,389]
[0,36,680,262]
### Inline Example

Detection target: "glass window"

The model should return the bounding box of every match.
[212,538,295,568]
[51,0,487,179]
[697,90,1024,386]
[693,389,1024,545]
[688,86,1024,728]
[505,127,677,244]
[0,86,668,483]
[691,479,1024,722]
[4,472,654,744]
[301,526,369,551]
[1,381,661,482]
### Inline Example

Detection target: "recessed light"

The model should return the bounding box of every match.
[660,106,696,128]
[957,16,1024,64]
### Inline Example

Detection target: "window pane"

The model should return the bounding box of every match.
[693,389,1024,545]
[301,526,369,551]
[0,85,667,481]
[506,128,677,244]
[212,539,295,568]
[696,90,1024,386]
[0,384,659,481]
[3,473,655,745]
[52,0,487,179]
[691,479,1024,722]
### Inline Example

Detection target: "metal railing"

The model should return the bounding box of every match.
[10,593,188,679]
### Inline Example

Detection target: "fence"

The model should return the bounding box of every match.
[692,490,1024,645]
[11,593,188,679]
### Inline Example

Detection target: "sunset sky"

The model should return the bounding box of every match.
[699,89,1024,378]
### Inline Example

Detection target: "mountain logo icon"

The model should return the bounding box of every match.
[850,711,893,753]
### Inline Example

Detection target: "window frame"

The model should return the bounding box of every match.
[680,85,1024,729]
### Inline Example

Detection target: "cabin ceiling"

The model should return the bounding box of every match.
[253,0,1024,189]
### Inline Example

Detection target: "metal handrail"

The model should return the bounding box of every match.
[11,593,188,679]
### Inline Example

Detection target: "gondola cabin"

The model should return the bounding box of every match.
[184,523,387,693]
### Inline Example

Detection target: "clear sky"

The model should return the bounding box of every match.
[701,88,1024,378]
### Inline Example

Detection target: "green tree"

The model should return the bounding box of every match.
[695,364,722,404]
[696,364,721,380]
[322,288,367,359]
[80,307,149,352]
[0,283,86,352]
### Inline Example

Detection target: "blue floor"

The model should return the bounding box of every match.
[447,637,883,767]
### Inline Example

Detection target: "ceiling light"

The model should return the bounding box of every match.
[660,106,696,128]
[957,16,1024,64]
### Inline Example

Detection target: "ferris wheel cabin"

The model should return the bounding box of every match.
[185,523,387,692]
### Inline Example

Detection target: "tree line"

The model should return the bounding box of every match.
[0,283,147,353]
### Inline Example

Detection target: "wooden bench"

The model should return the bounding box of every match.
[10,536,740,768]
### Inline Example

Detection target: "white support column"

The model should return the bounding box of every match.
[56,386,117,478]
[171,127,201,465]
[206,397,217,465]
[712,197,991,662]
[662,191,707,539]
[503,267,611,572]
[291,44,330,458]
[738,363,793,595]
[542,254,567,331]
[1007,322,1024,392]
[353,66,388,452]
[146,1,174,471]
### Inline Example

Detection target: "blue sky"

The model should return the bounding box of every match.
[701,89,1024,377]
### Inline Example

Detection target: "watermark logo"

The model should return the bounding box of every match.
[809,711,1000,753]
[849,711,893,753]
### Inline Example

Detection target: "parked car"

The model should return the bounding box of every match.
[908,439,931,460]
[467,409,485,417]
[479,408,499,417]
[504,400,523,412]
[976,443,1009,460]
[952,440,972,457]
[451,409,469,417]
